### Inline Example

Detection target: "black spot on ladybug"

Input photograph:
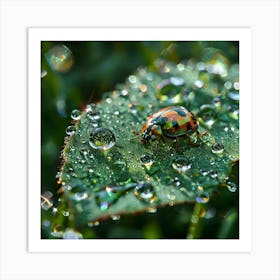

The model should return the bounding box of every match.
[172,121,179,129]
[187,123,192,130]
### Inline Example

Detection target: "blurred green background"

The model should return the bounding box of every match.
[41,41,239,239]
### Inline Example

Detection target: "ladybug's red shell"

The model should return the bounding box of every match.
[141,106,198,144]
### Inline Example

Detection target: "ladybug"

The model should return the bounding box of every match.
[141,106,199,147]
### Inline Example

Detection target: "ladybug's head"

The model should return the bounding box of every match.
[141,125,156,144]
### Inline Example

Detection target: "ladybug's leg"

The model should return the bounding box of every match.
[175,137,179,149]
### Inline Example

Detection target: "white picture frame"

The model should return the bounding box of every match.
[1,1,279,279]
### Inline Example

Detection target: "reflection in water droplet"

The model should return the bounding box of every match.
[196,191,209,204]
[62,229,83,239]
[211,143,225,155]
[212,97,221,107]
[89,128,116,151]
[147,206,157,213]
[194,80,204,88]
[157,79,183,104]
[66,125,76,136]
[61,210,70,217]
[72,192,89,201]
[128,75,137,84]
[45,45,74,73]
[227,181,238,192]
[95,183,137,211]
[233,82,239,90]
[172,157,191,173]
[210,170,218,178]
[71,109,81,120]
[201,169,209,176]
[113,160,127,172]
[140,154,155,167]
[229,91,239,101]
[170,76,185,86]
[198,105,217,128]
[86,104,98,121]
[111,214,121,221]
[134,182,158,204]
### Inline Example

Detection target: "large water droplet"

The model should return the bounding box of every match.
[157,79,183,104]
[113,160,127,172]
[89,128,116,151]
[140,154,155,167]
[71,109,81,120]
[198,105,217,128]
[66,125,76,136]
[134,182,158,204]
[172,157,191,173]
[211,143,224,155]
[45,45,74,73]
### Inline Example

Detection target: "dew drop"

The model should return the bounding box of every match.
[66,125,76,136]
[113,160,127,172]
[211,143,225,155]
[229,91,240,101]
[233,82,239,90]
[128,75,137,84]
[147,206,157,213]
[224,81,232,90]
[89,128,116,151]
[61,210,69,217]
[212,97,221,107]
[194,80,204,88]
[140,154,155,167]
[172,157,191,173]
[45,45,74,73]
[210,170,218,179]
[196,191,209,204]
[201,169,208,176]
[170,76,185,86]
[71,109,81,120]
[111,214,121,221]
[227,181,238,192]
[134,182,158,204]
[198,105,217,128]
[62,229,83,239]
[157,79,183,104]
[72,192,89,201]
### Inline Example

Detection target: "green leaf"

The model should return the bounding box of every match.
[44,47,239,238]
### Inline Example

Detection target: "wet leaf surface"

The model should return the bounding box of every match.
[53,55,239,230]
